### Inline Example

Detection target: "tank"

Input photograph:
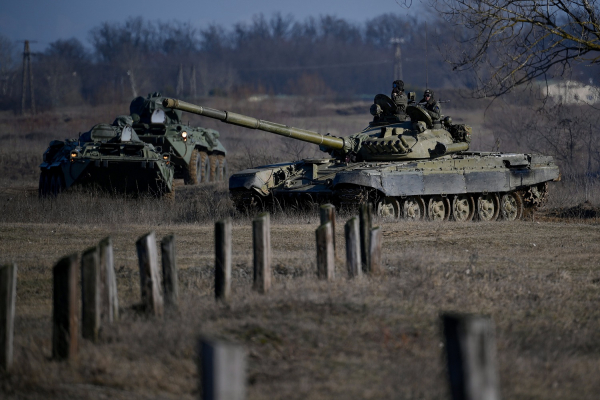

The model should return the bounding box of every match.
[130,92,227,184]
[161,96,560,221]
[39,115,175,199]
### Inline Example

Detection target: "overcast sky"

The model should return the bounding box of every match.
[0,0,423,52]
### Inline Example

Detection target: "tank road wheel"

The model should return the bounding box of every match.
[477,193,500,221]
[184,150,199,185]
[428,196,451,221]
[500,191,524,221]
[452,194,475,222]
[377,197,400,219]
[217,155,227,182]
[402,196,426,220]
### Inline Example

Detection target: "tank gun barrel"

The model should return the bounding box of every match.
[162,98,348,151]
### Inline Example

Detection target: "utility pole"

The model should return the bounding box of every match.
[190,65,197,99]
[390,38,404,81]
[176,64,184,97]
[21,40,36,115]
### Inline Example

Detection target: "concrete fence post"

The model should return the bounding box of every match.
[344,217,362,278]
[98,237,119,322]
[200,338,247,400]
[161,234,179,309]
[442,313,501,400]
[320,204,336,256]
[359,203,372,272]
[253,212,271,294]
[215,219,232,301]
[0,263,17,371]
[369,226,383,274]
[316,221,335,280]
[81,247,101,342]
[52,254,78,361]
[136,232,164,317]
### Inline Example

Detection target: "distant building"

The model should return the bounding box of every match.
[544,80,600,104]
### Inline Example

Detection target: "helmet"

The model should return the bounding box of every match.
[424,89,433,97]
[393,80,404,90]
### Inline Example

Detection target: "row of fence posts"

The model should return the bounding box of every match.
[0,203,500,400]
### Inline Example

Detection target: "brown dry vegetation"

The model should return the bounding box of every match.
[1,98,600,399]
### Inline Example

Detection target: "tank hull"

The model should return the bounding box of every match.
[230,152,559,220]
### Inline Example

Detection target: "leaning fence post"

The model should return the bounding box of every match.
[316,221,335,280]
[98,237,119,322]
[52,254,78,361]
[0,263,17,371]
[136,232,164,317]
[368,226,383,274]
[320,204,336,256]
[359,203,372,273]
[253,212,271,294]
[344,217,362,278]
[442,313,500,400]
[161,235,179,309]
[215,218,232,301]
[81,247,100,342]
[200,338,247,400]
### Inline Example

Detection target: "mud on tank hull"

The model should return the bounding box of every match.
[229,152,560,221]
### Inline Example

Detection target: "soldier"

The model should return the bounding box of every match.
[391,80,408,115]
[419,89,441,120]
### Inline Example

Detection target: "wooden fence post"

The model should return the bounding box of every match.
[253,212,271,294]
[316,222,335,280]
[52,254,78,361]
[442,313,500,400]
[369,226,383,274]
[81,247,100,342]
[359,203,372,273]
[98,237,119,322]
[320,204,336,256]
[215,219,232,301]
[344,217,362,278]
[0,263,17,371]
[161,235,179,309]
[200,338,246,400]
[136,232,164,317]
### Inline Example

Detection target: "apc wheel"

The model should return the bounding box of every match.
[39,171,49,198]
[500,191,524,221]
[452,195,474,222]
[184,150,199,185]
[377,197,400,219]
[428,196,451,221]
[217,155,227,182]
[477,193,500,221]
[49,171,65,197]
[209,154,218,182]
[402,196,426,220]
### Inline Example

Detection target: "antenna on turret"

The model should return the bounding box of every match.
[425,21,429,89]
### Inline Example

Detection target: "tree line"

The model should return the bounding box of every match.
[0,13,481,111]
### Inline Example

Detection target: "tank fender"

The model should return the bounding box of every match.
[229,162,302,195]
[332,169,385,193]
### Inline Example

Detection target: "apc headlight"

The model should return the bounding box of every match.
[181,131,188,141]
[70,150,80,161]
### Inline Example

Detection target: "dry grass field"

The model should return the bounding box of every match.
[1,98,600,399]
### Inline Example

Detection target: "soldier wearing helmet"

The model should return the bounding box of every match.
[419,89,441,120]
[391,80,408,115]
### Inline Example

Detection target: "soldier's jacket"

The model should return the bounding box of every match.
[391,92,408,114]
[419,98,441,120]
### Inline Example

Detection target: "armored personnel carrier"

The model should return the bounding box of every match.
[39,116,175,199]
[130,93,227,184]
[161,96,560,221]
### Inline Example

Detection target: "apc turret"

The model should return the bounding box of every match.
[161,96,560,221]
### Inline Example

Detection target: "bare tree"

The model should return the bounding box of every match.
[433,0,600,97]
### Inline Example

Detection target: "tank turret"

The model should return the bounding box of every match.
[162,97,471,162]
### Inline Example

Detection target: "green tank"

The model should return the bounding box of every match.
[39,115,175,199]
[130,92,227,184]
[162,96,560,221]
